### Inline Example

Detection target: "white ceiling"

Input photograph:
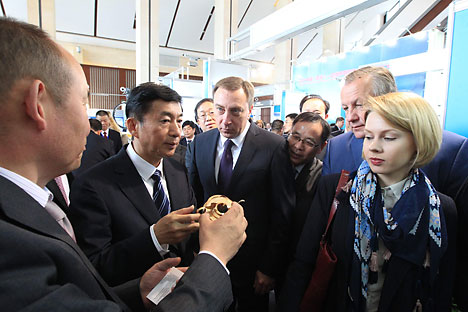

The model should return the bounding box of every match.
[1,0,440,65]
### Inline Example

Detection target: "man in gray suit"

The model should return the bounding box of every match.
[0,17,247,311]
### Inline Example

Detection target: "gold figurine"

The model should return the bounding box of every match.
[196,195,244,220]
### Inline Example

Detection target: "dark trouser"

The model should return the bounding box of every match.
[228,282,269,312]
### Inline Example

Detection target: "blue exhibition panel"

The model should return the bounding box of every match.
[292,32,430,93]
[445,7,468,138]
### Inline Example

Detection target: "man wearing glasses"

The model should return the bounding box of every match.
[286,112,330,263]
[194,98,217,132]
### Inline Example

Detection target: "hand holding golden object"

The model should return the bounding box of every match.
[196,195,245,220]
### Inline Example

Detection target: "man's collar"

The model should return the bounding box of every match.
[219,121,251,147]
[126,142,163,181]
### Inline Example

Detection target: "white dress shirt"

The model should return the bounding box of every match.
[126,143,171,256]
[215,122,251,182]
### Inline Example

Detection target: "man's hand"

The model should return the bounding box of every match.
[140,257,182,310]
[199,202,247,265]
[253,270,275,295]
[154,206,200,244]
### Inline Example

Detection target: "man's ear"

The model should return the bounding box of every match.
[24,80,48,131]
[126,117,139,138]
[319,141,328,153]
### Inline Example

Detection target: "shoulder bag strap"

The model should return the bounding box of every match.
[323,170,350,238]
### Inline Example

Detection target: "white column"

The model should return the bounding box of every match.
[214,0,237,60]
[322,19,344,56]
[27,0,55,39]
[136,0,159,84]
[273,0,295,97]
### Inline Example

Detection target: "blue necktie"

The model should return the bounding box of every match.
[151,170,171,218]
[218,139,234,193]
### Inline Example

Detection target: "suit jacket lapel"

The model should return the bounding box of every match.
[295,161,313,193]
[113,147,160,223]
[204,130,219,191]
[350,133,364,169]
[0,176,126,307]
[228,125,258,193]
[162,158,180,211]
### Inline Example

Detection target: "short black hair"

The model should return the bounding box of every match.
[194,98,213,122]
[95,110,110,117]
[336,116,345,123]
[292,112,331,144]
[126,82,182,122]
[271,119,284,131]
[89,118,102,131]
[285,113,298,120]
[182,120,196,129]
[299,94,330,114]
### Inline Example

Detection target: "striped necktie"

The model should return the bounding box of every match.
[151,170,171,218]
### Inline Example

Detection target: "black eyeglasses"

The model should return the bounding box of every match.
[288,133,319,148]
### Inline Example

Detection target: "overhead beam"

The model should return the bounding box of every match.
[410,0,451,33]
[228,0,388,60]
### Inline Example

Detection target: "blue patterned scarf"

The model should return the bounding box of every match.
[348,161,447,310]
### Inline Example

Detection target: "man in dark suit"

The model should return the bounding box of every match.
[188,76,295,311]
[73,118,114,176]
[180,120,196,146]
[69,83,200,286]
[0,17,247,311]
[322,66,468,199]
[96,110,123,154]
[286,113,331,265]
[330,116,345,137]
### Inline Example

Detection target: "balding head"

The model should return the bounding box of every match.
[0,18,90,186]
[0,17,73,107]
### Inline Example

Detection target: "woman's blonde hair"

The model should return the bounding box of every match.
[365,92,442,168]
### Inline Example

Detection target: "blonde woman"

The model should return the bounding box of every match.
[280,92,456,311]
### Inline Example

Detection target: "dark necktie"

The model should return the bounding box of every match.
[218,139,234,193]
[151,170,171,218]
[103,131,107,139]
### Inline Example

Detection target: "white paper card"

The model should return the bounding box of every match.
[146,267,184,305]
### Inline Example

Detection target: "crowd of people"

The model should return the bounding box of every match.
[1,16,468,312]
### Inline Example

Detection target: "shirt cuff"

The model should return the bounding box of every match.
[150,225,170,256]
[199,250,230,275]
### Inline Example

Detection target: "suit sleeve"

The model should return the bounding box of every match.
[0,223,123,311]
[113,131,123,154]
[277,174,338,311]
[433,193,457,311]
[257,140,296,278]
[454,180,468,310]
[187,136,205,208]
[445,137,468,198]
[152,253,233,312]
[68,176,164,286]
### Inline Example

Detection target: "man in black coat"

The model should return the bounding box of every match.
[73,118,114,176]
[69,83,200,286]
[96,110,122,154]
[188,76,295,311]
